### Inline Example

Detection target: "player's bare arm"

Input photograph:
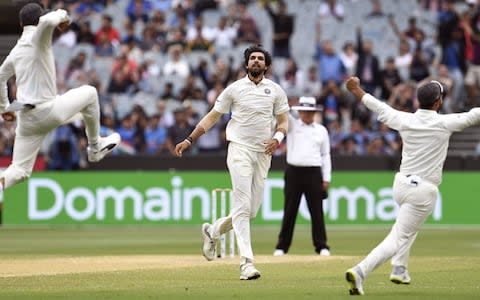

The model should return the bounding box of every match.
[346,77,366,101]
[264,112,288,156]
[175,109,223,157]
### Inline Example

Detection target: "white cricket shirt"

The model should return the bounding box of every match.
[286,114,332,182]
[362,93,480,185]
[0,9,70,112]
[214,75,289,152]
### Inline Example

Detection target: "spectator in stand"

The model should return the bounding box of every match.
[139,26,159,51]
[126,0,152,24]
[144,113,168,155]
[95,14,121,47]
[164,27,187,53]
[394,39,413,81]
[462,8,480,109]
[264,0,294,58]
[186,16,214,44]
[355,27,380,94]
[379,57,403,101]
[156,99,175,128]
[166,107,195,155]
[365,0,387,18]
[338,135,361,155]
[279,58,303,96]
[409,48,430,82]
[235,1,261,45]
[212,57,234,87]
[186,26,214,52]
[319,80,344,126]
[160,82,178,102]
[235,17,261,45]
[170,3,195,28]
[95,31,116,57]
[122,37,143,65]
[389,15,436,71]
[315,40,346,86]
[107,54,139,93]
[366,135,394,155]
[163,45,191,80]
[318,0,344,22]
[339,42,358,77]
[211,16,237,52]
[116,114,138,154]
[76,21,95,45]
[299,65,322,98]
[75,0,104,19]
[148,10,169,48]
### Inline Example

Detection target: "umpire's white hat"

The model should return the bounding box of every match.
[291,96,322,111]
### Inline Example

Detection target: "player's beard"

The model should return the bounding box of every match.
[248,67,264,78]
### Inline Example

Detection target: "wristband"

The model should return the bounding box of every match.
[273,131,285,143]
[185,136,193,145]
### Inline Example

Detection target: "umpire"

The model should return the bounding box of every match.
[274,96,332,256]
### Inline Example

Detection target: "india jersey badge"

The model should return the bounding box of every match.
[264,88,271,94]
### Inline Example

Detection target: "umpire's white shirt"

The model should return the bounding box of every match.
[362,94,480,185]
[0,9,70,112]
[214,75,289,152]
[286,114,332,182]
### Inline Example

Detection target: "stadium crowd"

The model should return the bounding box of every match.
[1,0,480,169]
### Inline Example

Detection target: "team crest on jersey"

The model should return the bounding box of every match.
[264,88,271,94]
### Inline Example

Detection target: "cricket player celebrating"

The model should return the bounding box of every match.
[0,3,120,192]
[344,76,480,295]
[175,44,289,280]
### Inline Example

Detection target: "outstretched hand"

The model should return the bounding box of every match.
[1,112,16,122]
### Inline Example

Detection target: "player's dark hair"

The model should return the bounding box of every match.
[243,44,272,67]
[19,2,43,27]
[417,81,446,109]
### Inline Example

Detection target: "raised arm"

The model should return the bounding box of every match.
[346,77,403,130]
[33,9,71,49]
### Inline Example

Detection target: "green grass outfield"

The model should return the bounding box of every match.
[0,225,478,299]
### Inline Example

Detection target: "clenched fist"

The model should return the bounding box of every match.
[2,112,16,122]
[345,77,361,92]
[175,140,191,157]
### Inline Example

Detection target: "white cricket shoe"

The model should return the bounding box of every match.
[346,267,365,295]
[87,133,121,162]
[273,249,285,256]
[240,262,261,280]
[319,248,331,256]
[390,266,411,284]
[201,223,216,261]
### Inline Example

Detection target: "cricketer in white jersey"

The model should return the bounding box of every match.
[175,45,289,280]
[344,77,480,295]
[0,3,120,191]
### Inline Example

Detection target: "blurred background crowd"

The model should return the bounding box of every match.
[2,0,480,170]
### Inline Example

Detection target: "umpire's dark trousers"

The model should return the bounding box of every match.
[275,164,329,253]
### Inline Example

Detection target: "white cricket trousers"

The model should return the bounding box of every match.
[210,142,271,262]
[2,85,100,189]
[358,172,438,277]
